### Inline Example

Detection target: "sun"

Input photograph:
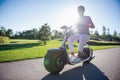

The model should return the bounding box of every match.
[55,5,79,27]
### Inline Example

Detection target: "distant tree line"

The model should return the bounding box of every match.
[92,25,120,42]
[0,24,120,43]
[0,23,51,44]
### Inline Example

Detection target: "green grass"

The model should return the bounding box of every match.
[0,39,120,62]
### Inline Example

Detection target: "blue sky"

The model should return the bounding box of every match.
[0,0,120,34]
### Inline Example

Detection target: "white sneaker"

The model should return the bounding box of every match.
[69,54,75,61]
[71,56,81,63]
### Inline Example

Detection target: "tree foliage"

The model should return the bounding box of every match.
[52,30,63,39]
[0,24,120,42]
[0,26,13,38]
[113,30,117,37]
[39,23,51,44]
[101,25,106,39]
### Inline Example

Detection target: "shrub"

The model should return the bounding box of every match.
[0,36,9,44]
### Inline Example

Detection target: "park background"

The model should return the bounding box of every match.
[0,0,120,62]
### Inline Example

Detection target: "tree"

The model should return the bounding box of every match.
[102,25,106,39]
[92,30,100,40]
[113,30,117,37]
[94,30,99,37]
[39,23,51,44]
[52,30,63,39]
[107,28,110,35]
[22,30,32,39]
[52,30,59,39]
[14,28,39,39]
[32,28,38,39]
[6,29,13,38]
[52,30,57,39]
[106,27,112,41]
[0,26,6,36]
[112,30,118,42]
[58,31,63,38]
[103,26,106,35]
[0,26,13,38]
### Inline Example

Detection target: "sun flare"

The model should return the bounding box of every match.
[56,6,79,27]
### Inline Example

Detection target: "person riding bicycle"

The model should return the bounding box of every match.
[68,5,95,63]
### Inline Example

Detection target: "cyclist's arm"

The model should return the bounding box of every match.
[87,16,95,28]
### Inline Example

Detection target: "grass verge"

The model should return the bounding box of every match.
[0,39,120,62]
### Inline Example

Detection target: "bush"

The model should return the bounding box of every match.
[0,36,9,44]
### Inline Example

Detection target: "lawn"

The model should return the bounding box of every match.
[0,39,120,62]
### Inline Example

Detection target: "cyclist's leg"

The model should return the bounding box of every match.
[68,35,79,56]
[78,34,90,58]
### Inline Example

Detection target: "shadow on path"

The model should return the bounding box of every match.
[42,63,109,80]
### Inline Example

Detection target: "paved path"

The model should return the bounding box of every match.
[0,47,120,80]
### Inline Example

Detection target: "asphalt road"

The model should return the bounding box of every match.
[0,47,120,80]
